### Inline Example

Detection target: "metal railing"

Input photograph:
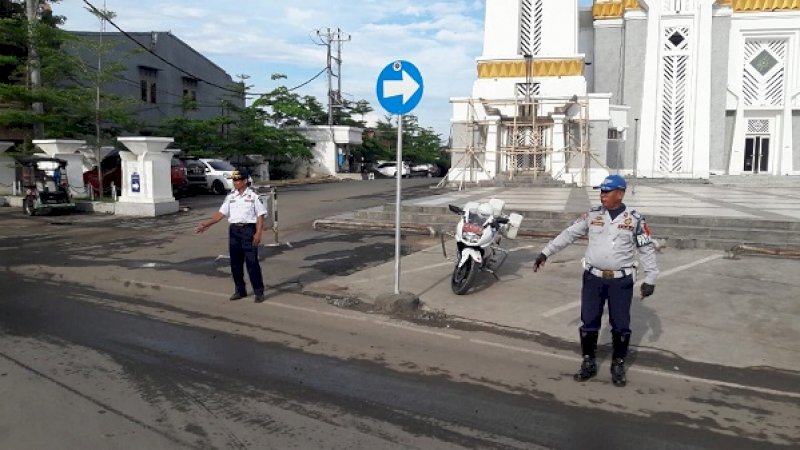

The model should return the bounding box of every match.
[257,186,281,246]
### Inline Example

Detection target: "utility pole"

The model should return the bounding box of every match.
[26,0,44,139]
[95,2,105,199]
[314,28,350,126]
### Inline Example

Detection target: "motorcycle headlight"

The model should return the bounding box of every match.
[464,232,480,244]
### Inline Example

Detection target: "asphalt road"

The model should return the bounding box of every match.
[0,180,794,449]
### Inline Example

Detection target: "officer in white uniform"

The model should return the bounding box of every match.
[196,170,268,303]
[533,175,658,387]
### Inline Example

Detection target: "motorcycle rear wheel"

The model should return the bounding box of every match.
[451,257,477,295]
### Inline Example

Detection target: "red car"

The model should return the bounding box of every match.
[83,153,122,196]
[83,153,190,197]
[170,157,190,197]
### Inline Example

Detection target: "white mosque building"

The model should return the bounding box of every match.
[448,0,800,185]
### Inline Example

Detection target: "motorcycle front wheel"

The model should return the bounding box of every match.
[451,257,478,295]
[23,197,36,216]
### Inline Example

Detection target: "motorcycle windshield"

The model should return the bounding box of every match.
[466,212,490,227]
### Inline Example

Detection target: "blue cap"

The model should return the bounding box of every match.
[594,174,627,191]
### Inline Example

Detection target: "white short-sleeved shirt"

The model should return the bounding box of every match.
[218,187,267,224]
[542,205,659,285]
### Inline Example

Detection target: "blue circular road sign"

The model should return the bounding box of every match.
[376,60,423,115]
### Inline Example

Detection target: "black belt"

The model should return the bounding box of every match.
[230,223,255,227]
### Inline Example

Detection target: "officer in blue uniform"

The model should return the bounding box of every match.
[533,175,658,387]
[196,170,268,303]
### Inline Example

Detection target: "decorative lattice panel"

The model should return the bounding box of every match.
[519,0,543,56]
[742,39,786,107]
[532,0,543,56]
[658,27,691,173]
[747,119,770,134]
[515,82,540,98]
[520,0,532,55]
[664,27,690,51]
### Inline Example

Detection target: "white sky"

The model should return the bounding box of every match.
[53,0,594,140]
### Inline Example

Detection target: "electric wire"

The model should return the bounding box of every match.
[286,68,326,92]
[80,0,329,97]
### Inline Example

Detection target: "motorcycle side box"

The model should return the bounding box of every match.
[489,198,505,216]
[505,213,523,239]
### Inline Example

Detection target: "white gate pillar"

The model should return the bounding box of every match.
[0,142,15,195]
[116,137,178,217]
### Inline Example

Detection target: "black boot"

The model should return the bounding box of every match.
[574,356,598,381]
[611,331,630,360]
[573,330,598,382]
[611,332,631,387]
[611,359,627,387]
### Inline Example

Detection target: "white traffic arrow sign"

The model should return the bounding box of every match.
[382,70,420,105]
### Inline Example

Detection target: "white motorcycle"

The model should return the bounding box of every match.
[445,199,523,295]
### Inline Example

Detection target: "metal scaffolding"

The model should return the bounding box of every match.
[441,94,600,189]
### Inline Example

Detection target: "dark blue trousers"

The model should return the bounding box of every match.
[580,271,633,336]
[229,224,264,295]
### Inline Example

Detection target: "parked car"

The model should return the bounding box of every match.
[375,162,409,178]
[171,157,190,197]
[83,151,122,196]
[181,158,208,194]
[198,158,237,194]
[409,162,436,177]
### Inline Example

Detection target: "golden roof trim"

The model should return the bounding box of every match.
[477,59,585,78]
[732,0,800,11]
[591,1,799,17]
[593,1,641,19]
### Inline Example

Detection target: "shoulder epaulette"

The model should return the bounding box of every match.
[630,210,643,220]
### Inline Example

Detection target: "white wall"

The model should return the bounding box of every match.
[0,156,14,195]
[726,12,800,175]
[297,126,364,177]
[542,0,579,56]
[482,0,520,58]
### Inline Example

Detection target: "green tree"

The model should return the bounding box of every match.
[0,1,136,150]
[159,114,227,156]
[255,85,326,127]
[161,82,315,163]
[226,103,311,160]
[356,115,444,164]
[348,99,372,124]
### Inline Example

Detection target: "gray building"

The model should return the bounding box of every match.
[69,31,244,134]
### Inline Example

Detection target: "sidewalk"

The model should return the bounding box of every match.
[400,182,800,221]
[308,180,800,375]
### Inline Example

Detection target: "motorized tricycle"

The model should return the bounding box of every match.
[17,157,75,216]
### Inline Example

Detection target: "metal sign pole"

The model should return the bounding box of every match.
[394,114,403,294]
[376,59,422,295]
[272,187,279,245]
